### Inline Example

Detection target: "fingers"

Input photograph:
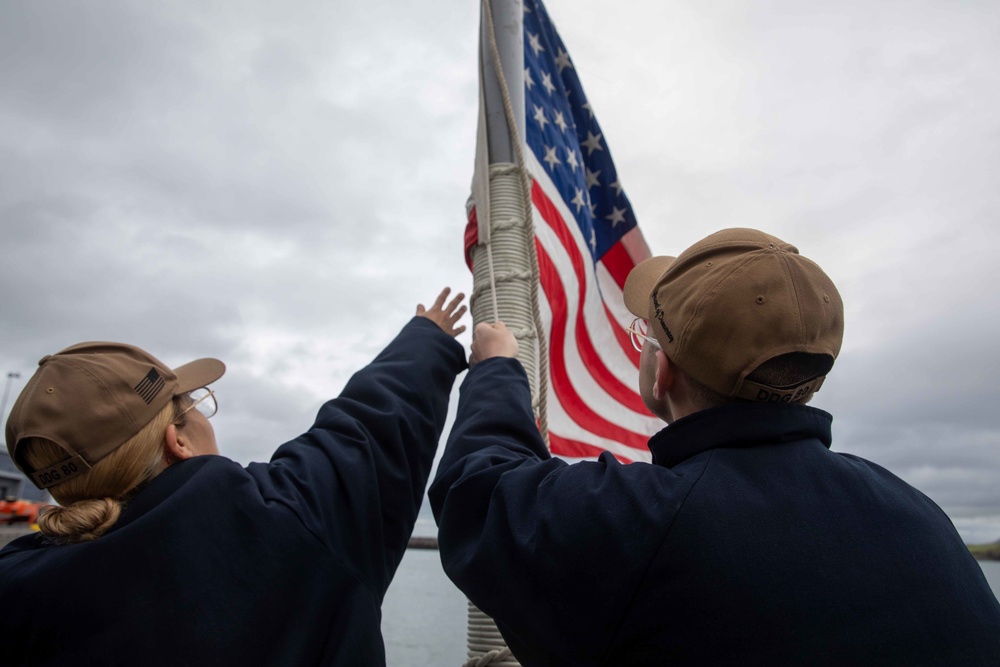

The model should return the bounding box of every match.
[424,288,465,317]
[444,290,464,314]
[415,287,469,338]
[474,320,507,334]
[447,303,468,327]
[448,304,468,335]
[431,287,451,311]
[434,289,467,331]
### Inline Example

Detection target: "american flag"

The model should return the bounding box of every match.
[466,0,661,463]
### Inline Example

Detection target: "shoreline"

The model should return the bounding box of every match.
[8,528,998,561]
[968,544,1000,562]
[407,535,439,550]
[405,535,1000,560]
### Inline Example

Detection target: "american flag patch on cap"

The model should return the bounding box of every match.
[134,367,165,404]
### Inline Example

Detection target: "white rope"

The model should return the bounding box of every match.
[485,245,501,324]
[460,2,553,665]
[481,0,550,443]
[464,0,576,667]
[463,603,521,667]
[470,168,541,420]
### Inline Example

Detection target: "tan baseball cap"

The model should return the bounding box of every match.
[5,342,225,489]
[623,228,844,402]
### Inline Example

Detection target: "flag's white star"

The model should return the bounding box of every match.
[571,188,586,213]
[533,104,549,130]
[589,227,597,252]
[553,110,568,133]
[589,202,598,218]
[525,68,535,90]
[565,148,579,172]
[582,101,594,119]
[585,166,602,189]
[554,48,573,73]
[543,145,561,170]
[528,32,544,56]
[541,71,556,95]
[582,131,604,156]
[605,206,627,227]
[610,179,623,197]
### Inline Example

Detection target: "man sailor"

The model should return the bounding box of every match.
[431,228,1000,666]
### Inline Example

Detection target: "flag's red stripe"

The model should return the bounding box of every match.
[598,240,636,291]
[537,252,650,451]
[549,433,637,464]
[532,182,649,416]
[535,244,651,451]
[603,301,642,370]
[465,208,479,271]
[598,243,645,369]
[532,180,640,380]
[537,242,647,420]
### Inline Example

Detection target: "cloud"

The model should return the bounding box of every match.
[1,0,998,547]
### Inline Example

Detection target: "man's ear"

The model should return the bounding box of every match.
[652,350,674,401]
[163,424,196,464]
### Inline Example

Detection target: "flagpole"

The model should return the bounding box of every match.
[469,0,548,437]
[481,0,524,164]
[464,1,535,665]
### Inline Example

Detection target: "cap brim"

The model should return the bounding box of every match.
[623,256,676,318]
[173,358,226,393]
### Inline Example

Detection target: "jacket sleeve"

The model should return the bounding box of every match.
[247,316,467,599]
[429,357,690,666]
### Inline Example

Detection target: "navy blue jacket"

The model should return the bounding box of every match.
[430,357,1000,666]
[0,317,466,667]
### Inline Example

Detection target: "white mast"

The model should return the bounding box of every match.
[470,0,547,440]
[463,0,544,665]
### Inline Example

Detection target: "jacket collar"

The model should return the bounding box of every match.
[111,456,217,532]
[648,402,833,468]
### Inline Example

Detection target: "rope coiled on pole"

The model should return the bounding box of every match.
[480,0,550,443]
[461,2,551,665]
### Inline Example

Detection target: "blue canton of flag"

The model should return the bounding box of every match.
[522,0,638,263]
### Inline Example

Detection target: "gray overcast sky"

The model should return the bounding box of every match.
[1,0,998,543]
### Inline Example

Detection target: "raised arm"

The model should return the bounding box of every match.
[429,321,689,664]
[248,289,468,598]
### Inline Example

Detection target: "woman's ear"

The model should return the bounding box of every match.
[163,423,195,464]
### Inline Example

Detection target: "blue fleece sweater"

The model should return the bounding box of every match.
[431,357,1000,666]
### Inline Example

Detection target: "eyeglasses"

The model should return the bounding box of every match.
[626,317,661,352]
[178,387,217,419]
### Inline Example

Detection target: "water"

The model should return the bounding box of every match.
[979,560,1000,600]
[382,552,1000,666]
[382,548,467,666]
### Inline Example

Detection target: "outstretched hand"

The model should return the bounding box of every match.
[416,288,467,338]
[470,321,519,366]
